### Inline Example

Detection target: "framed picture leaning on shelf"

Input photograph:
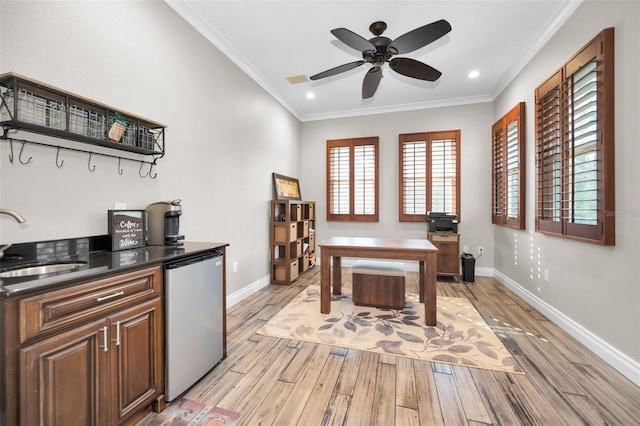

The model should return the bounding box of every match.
[273,173,302,200]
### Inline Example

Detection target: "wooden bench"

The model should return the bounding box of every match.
[351,260,406,309]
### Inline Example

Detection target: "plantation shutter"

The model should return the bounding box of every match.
[565,59,598,228]
[535,28,614,245]
[399,130,460,222]
[431,137,458,214]
[492,102,525,229]
[353,143,376,217]
[536,72,563,234]
[506,119,520,219]
[491,124,505,221]
[326,137,379,221]
[328,145,350,217]
[401,138,427,219]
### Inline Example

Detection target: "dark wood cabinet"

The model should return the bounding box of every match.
[111,298,163,422]
[427,232,460,281]
[20,318,109,426]
[2,265,164,425]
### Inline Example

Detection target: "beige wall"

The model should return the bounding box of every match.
[299,102,494,270]
[492,0,639,380]
[0,1,302,296]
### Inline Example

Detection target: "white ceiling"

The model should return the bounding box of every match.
[166,1,581,122]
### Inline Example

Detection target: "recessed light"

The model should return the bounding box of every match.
[468,70,480,79]
[306,92,315,100]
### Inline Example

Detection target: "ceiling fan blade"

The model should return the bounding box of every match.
[387,19,452,55]
[390,58,442,81]
[331,28,376,53]
[310,60,366,80]
[362,67,382,99]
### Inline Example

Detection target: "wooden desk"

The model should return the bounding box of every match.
[318,237,438,326]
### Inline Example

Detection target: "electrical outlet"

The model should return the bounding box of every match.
[544,269,550,282]
[463,245,469,253]
[478,246,483,256]
[232,262,238,273]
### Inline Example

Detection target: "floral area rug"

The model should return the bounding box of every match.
[136,398,240,426]
[257,285,523,374]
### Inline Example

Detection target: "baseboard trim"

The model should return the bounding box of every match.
[227,274,271,308]
[493,269,640,387]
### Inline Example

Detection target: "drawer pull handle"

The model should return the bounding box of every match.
[101,326,109,352]
[113,321,121,346]
[96,291,124,302]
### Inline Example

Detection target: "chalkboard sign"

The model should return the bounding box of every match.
[108,210,146,251]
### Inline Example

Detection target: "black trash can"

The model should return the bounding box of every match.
[461,253,476,282]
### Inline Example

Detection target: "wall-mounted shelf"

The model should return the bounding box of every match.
[0,72,166,157]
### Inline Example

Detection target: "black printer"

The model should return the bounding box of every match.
[428,212,458,233]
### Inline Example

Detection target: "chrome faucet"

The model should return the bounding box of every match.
[0,209,26,259]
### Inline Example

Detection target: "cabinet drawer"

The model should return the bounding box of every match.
[430,233,459,242]
[19,265,162,343]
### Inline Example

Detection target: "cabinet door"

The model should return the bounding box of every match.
[437,241,459,274]
[19,319,110,426]
[110,298,164,424]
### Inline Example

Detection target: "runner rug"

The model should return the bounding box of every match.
[257,285,523,374]
[136,398,240,426]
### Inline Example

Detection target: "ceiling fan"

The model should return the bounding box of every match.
[310,19,452,99]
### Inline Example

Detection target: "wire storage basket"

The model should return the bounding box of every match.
[108,113,161,151]
[1,87,66,131]
[69,103,107,139]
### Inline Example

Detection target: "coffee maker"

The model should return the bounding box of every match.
[146,200,184,246]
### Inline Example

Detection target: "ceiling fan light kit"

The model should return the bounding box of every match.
[310,19,452,99]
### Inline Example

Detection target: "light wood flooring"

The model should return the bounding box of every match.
[182,267,640,425]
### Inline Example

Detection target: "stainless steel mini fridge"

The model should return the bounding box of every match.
[164,250,224,401]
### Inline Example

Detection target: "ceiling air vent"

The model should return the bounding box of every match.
[286,75,310,84]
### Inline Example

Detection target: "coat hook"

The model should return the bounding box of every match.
[55,147,64,168]
[117,157,123,175]
[88,152,96,172]
[18,141,33,165]
[8,138,14,163]
[138,161,149,178]
[149,162,157,179]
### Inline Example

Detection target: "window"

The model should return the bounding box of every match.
[535,28,614,245]
[326,137,379,221]
[492,102,525,229]
[399,130,460,222]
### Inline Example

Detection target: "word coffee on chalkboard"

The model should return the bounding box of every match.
[108,210,146,251]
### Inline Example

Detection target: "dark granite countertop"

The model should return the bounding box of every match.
[0,235,228,297]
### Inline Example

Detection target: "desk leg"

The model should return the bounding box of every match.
[424,252,437,326]
[321,249,330,314]
[333,256,342,295]
[419,261,425,303]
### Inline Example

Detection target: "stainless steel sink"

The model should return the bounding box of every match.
[0,261,87,278]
